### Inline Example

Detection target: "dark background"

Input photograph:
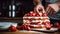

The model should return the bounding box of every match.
[0,0,45,17]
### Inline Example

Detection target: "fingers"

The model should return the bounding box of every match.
[36,7,42,12]
[46,6,57,15]
[37,7,45,12]
[46,7,53,15]
[34,7,41,14]
[48,8,53,15]
[46,6,51,15]
[50,7,57,15]
[46,4,60,15]
[49,7,53,15]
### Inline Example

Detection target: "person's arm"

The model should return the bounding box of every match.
[33,0,42,6]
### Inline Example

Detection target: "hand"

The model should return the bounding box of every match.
[46,4,60,15]
[34,4,45,14]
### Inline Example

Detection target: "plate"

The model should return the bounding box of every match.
[20,30,37,32]
[0,22,17,30]
[32,28,58,32]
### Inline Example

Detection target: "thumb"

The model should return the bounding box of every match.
[42,8,45,13]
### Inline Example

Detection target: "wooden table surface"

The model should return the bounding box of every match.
[0,30,60,34]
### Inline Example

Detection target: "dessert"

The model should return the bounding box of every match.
[22,11,52,30]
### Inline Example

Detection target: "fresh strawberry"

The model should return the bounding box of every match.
[42,13,47,17]
[32,12,37,16]
[30,11,34,16]
[54,22,60,27]
[10,25,17,31]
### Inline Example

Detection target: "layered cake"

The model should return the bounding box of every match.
[23,11,52,29]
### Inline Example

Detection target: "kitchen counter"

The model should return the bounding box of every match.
[0,30,60,34]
